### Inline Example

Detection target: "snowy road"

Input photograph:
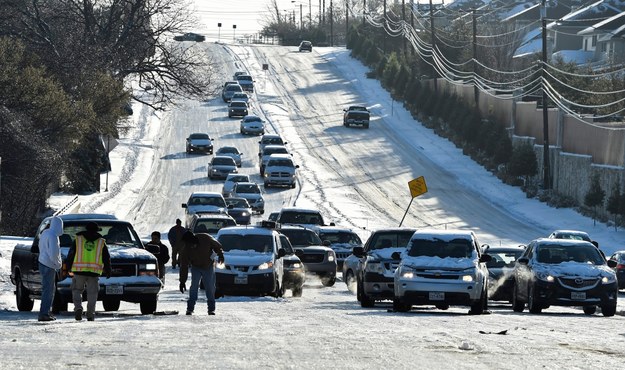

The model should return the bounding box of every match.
[3,42,625,368]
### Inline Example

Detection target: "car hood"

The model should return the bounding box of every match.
[329,243,356,253]
[532,262,615,278]
[265,165,295,173]
[211,164,237,170]
[223,251,273,266]
[294,245,332,253]
[61,245,156,262]
[369,247,405,260]
[402,256,477,271]
[189,139,212,146]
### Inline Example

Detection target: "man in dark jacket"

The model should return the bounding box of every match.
[179,230,224,315]
[168,219,186,269]
[66,222,112,321]
[145,231,171,282]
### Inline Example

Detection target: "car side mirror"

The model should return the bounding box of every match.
[145,243,160,255]
[479,254,492,263]
[322,240,331,247]
[391,252,401,260]
[295,249,304,258]
[607,259,617,268]
[517,257,529,265]
[295,165,300,168]
[352,246,365,258]
[278,248,286,258]
[182,203,188,208]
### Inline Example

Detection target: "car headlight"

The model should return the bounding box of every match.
[602,275,616,284]
[462,275,474,282]
[264,173,269,178]
[536,271,555,282]
[290,263,302,269]
[258,261,274,270]
[140,263,157,271]
[328,254,335,262]
[216,262,226,269]
[365,262,383,274]
[241,212,249,217]
[211,169,218,173]
[399,266,415,279]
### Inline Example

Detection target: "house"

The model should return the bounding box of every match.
[577,11,625,64]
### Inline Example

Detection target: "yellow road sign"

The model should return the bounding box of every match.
[408,176,428,198]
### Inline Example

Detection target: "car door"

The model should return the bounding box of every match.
[514,242,535,301]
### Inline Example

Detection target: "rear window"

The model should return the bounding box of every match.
[189,196,226,207]
[280,229,322,246]
[213,157,235,165]
[230,101,247,107]
[279,211,323,225]
[193,218,236,234]
[267,159,294,167]
[226,85,242,92]
[368,231,415,251]
[347,112,369,120]
[189,133,209,139]
[218,234,274,253]
[263,147,288,156]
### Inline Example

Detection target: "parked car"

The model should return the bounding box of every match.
[258,134,287,156]
[483,245,525,302]
[512,238,618,316]
[316,226,364,270]
[279,234,305,297]
[392,229,491,314]
[222,83,243,102]
[216,146,243,167]
[207,156,238,180]
[189,213,237,236]
[225,197,253,225]
[259,145,290,175]
[182,192,228,227]
[214,225,286,297]
[231,182,265,214]
[263,154,299,188]
[10,214,162,315]
[343,106,370,128]
[186,133,214,154]
[174,32,205,42]
[278,225,337,287]
[222,174,251,197]
[235,73,254,92]
[240,115,265,135]
[348,228,417,307]
[228,100,248,118]
[231,92,250,106]
[299,40,312,52]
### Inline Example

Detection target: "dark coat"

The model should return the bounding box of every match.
[146,240,171,266]
[178,233,224,285]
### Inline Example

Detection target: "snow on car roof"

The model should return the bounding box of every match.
[216,226,277,236]
[279,207,321,214]
[410,229,475,241]
[189,191,223,197]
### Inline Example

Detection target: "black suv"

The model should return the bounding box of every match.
[299,40,312,52]
[278,226,337,287]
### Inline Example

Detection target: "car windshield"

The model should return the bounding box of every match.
[486,249,523,268]
[189,196,226,207]
[237,75,252,81]
[407,238,474,258]
[347,112,369,119]
[264,138,283,145]
[226,85,242,92]
[267,159,293,167]
[368,231,415,250]
[219,147,238,154]
[218,234,274,253]
[213,157,235,165]
[60,222,142,248]
[236,184,260,193]
[279,229,322,246]
[189,133,209,140]
[244,116,262,122]
[232,93,247,99]
[227,175,249,183]
[226,198,250,208]
[230,102,246,107]
[279,211,322,225]
[319,231,362,245]
[193,219,236,234]
[536,245,604,265]
[264,147,288,156]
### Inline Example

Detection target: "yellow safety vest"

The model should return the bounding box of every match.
[72,235,105,275]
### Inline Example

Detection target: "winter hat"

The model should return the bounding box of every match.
[85,222,101,232]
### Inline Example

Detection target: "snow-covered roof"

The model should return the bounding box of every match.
[578,11,625,35]
[547,0,622,29]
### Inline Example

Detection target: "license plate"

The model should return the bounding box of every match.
[106,285,123,295]
[571,292,586,300]
[234,276,248,284]
[429,292,445,301]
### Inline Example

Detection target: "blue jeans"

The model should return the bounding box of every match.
[187,264,216,313]
[39,263,57,317]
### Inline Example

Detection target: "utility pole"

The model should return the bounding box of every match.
[429,0,437,92]
[383,0,387,53]
[330,0,334,46]
[346,0,348,41]
[300,3,303,31]
[309,0,312,28]
[402,0,406,53]
[472,9,478,107]
[323,0,325,26]
[410,0,414,56]
[541,0,551,189]
[363,0,366,26]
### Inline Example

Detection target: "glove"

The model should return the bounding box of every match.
[218,256,224,264]
[179,282,186,293]
[105,271,111,279]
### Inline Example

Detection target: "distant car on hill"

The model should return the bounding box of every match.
[174,32,205,42]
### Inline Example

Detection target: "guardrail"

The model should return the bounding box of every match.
[53,195,80,216]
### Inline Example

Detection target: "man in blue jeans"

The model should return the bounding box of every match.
[179,230,225,315]
[37,216,63,321]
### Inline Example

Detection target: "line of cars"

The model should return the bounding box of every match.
[341,227,620,316]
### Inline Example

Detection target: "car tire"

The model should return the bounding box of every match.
[527,284,542,314]
[583,305,597,315]
[512,283,525,312]
[601,303,617,317]
[321,275,336,287]
[291,183,296,189]
[360,290,375,308]
[139,295,158,315]
[292,286,303,297]
[103,298,121,312]
[393,298,411,312]
[469,288,487,315]
[15,273,34,312]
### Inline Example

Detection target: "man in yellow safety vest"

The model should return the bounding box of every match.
[66,221,112,321]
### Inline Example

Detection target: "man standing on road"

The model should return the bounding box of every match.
[37,216,63,322]
[66,222,112,321]
[179,230,224,315]
[146,231,171,282]
[168,219,186,269]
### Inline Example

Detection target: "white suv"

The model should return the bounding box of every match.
[263,154,299,188]
[393,229,491,314]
